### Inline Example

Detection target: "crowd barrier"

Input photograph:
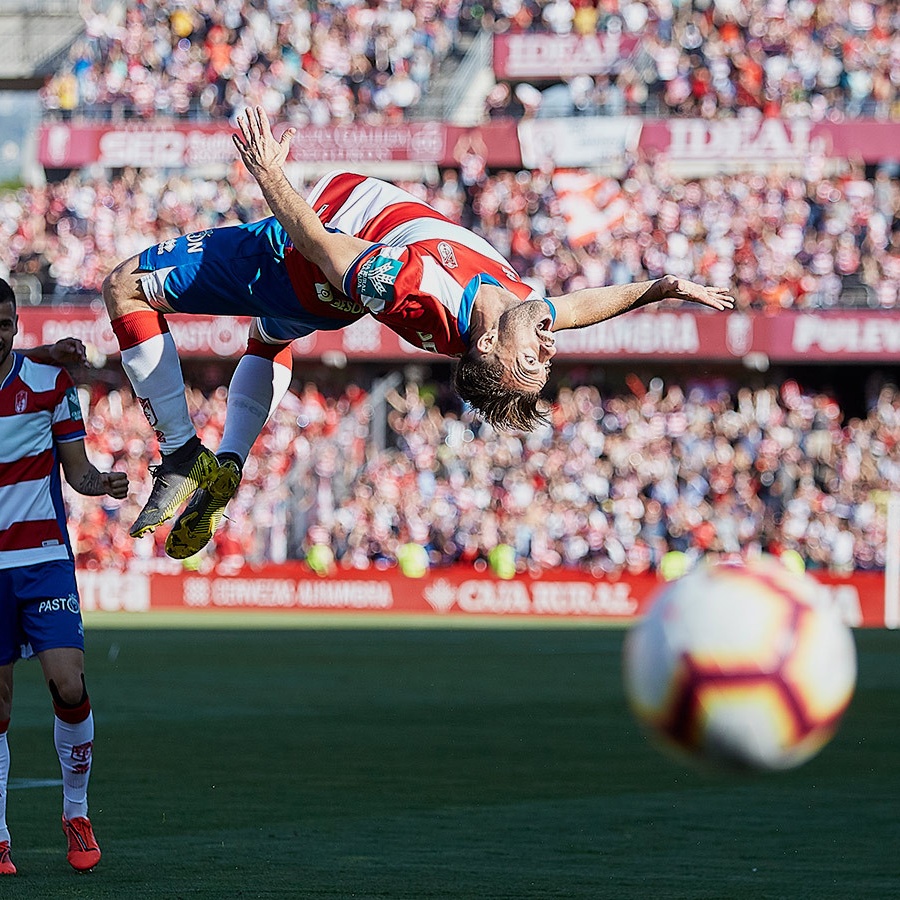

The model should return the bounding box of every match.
[75,565,890,628]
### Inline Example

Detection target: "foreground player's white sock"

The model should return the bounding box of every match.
[0,723,10,843]
[111,310,196,454]
[53,697,93,821]
[218,342,293,463]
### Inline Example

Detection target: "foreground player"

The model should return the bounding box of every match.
[102,107,732,558]
[0,279,128,874]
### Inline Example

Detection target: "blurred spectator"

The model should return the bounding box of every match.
[476,0,900,121]
[65,375,900,577]
[42,0,458,124]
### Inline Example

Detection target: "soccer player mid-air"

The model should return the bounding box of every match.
[102,106,733,560]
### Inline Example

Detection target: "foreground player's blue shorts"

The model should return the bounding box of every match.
[137,218,354,341]
[0,560,84,664]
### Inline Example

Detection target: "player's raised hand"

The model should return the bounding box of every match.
[233,106,296,181]
[656,275,735,311]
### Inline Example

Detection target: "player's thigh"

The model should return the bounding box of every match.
[136,220,296,319]
[16,560,85,664]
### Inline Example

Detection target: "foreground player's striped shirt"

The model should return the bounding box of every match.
[286,171,543,355]
[0,353,85,568]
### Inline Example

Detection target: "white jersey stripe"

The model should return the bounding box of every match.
[0,410,53,463]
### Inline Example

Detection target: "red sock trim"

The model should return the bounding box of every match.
[246,338,293,368]
[53,695,91,725]
[111,310,169,351]
[0,719,8,734]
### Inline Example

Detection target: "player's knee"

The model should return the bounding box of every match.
[102,256,145,317]
[49,672,87,708]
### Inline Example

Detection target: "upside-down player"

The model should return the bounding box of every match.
[102,106,733,560]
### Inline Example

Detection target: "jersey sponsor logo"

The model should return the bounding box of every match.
[37,595,81,615]
[157,238,178,255]
[185,230,212,254]
[15,390,27,413]
[65,387,83,421]
[437,242,458,269]
[356,254,402,305]
[315,282,365,316]
[502,267,519,282]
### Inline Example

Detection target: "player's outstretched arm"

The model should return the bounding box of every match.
[57,439,129,499]
[551,276,734,331]
[232,106,374,288]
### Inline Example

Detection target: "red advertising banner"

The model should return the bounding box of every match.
[75,565,888,627]
[493,33,639,80]
[37,117,898,171]
[638,116,900,169]
[18,307,900,363]
[37,121,523,169]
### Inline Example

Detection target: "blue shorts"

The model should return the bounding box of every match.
[0,560,84,665]
[137,218,357,343]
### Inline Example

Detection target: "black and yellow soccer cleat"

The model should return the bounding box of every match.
[130,441,219,538]
[165,456,242,559]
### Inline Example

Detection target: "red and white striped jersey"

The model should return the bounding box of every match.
[0,354,85,569]
[285,171,542,355]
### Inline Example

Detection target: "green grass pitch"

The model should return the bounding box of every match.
[3,620,898,899]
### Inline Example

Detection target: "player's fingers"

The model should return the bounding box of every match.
[256,105,270,137]
[280,127,296,151]
[237,113,253,145]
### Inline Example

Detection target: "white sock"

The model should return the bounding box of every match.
[55,712,93,821]
[218,354,293,463]
[0,732,9,843]
[120,333,196,453]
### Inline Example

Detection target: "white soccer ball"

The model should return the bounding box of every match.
[622,557,857,771]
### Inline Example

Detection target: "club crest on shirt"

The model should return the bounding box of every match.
[437,242,458,268]
[356,252,402,310]
[15,390,27,413]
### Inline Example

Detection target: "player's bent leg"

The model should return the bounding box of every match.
[165,330,292,558]
[104,256,217,536]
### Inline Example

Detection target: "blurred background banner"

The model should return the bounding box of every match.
[75,565,888,627]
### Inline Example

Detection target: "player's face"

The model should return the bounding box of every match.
[492,299,556,392]
[0,301,18,374]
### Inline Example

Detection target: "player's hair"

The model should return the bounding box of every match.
[453,352,549,431]
[0,278,14,309]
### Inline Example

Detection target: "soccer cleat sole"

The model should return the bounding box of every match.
[129,449,219,538]
[165,460,242,559]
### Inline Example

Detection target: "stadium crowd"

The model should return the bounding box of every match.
[483,0,900,121]
[40,0,900,123]
[65,375,897,576]
[41,0,457,124]
[3,163,899,310]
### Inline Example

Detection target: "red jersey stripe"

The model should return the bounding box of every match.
[0,450,54,489]
[0,519,65,552]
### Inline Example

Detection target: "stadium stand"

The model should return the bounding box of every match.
[64,378,898,576]
[3,164,899,310]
